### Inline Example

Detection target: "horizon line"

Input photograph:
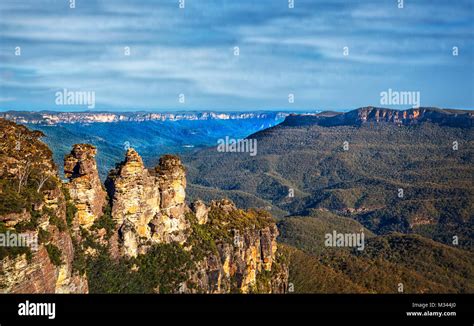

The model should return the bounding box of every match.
[1,106,473,114]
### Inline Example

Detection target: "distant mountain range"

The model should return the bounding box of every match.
[0,110,294,179]
[0,110,295,125]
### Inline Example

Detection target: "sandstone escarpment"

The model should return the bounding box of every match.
[281,107,474,128]
[64,144,106,229]
[0,119,88,293]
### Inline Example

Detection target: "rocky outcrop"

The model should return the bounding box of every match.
[281,107,474,128]
[205,228,281,293]
[105,150,189,257]
[152,155,189,243]
[64,144,106,229]
[105,148,160,257]
[0,119,88,293]
[191,200,209,225]
[186,200,288,294]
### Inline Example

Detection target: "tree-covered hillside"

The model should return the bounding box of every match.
[184,109,474,250]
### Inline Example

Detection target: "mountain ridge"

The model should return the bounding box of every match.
[280,107,473,128]
[0,110,293,125]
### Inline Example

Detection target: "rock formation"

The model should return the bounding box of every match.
[153,155,189,243]
[187,200,287,293]
[64,144,106,229]
[282,107,474,128]
[0,121,288,293]
[0,119,88,293]
[105,150,189,257]
[102,148,288,293]
[191,200,209,225]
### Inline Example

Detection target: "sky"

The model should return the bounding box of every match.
[0,0,473,111]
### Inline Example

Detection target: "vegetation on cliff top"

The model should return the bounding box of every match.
[0,119,60,216]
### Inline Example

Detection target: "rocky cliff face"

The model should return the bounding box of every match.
[345,107,473,127]
[0,119,88,293]
[64,144,106,230]
[281,107,474,128]
[0,111,290,125]
[187,200,288,293]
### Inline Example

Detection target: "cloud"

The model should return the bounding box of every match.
[0,0,472,110]
[0,97,16,102]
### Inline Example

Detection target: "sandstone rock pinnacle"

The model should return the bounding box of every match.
[64,144,106,229]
